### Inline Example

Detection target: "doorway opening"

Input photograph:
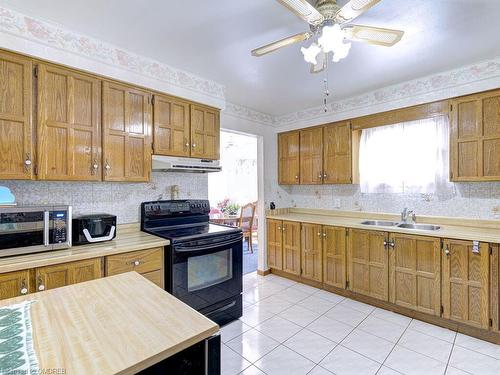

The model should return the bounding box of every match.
[208,130,259,275]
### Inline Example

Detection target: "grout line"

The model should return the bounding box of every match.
[443,332,458,375]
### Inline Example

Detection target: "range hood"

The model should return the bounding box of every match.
[152,155,222,173]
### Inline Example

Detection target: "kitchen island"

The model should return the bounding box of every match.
[0,272,220,374]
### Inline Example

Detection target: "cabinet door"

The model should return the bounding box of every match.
[37,64,101,180]
[278,131,300,185]
[153,95,190,157]
[190,105,220,160]
[301,223,323,282]
[450,90,500,181]
[348,229,389,300]
[283,221,301,275]
[0,51,33,180]
[102,81,152,182]
[323,226,347,289]
[442,239,490,329]
[0,270,30,300]
[300,128,323,184]
[389,233,441,316]
[323,121,352,184]
[267,219,283,270]
[35,258,102,292]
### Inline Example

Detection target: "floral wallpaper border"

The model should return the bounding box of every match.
[224,102,276,126]
[0,6,225,100]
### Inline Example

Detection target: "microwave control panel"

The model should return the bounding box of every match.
[52,211,68,243]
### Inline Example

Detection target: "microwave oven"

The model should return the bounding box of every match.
[0,205,72,257]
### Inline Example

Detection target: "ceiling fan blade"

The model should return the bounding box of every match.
[343,25,404,46]
[310,53,327,74]
[334,0,382,24]
[276,0,324,25]
[252,32,313,56]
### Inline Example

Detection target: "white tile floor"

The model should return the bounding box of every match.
[220,272,500,375]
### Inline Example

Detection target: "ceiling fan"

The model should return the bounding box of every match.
[252,0,404,73]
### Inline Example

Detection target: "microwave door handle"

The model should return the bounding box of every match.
[43,211,50,247]
[82,225,116,243]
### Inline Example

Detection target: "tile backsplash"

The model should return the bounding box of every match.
[1,172,208,224]
[272,182,500,220]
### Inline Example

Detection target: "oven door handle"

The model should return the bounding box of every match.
[175,236,242,253]
[205,301,237,317]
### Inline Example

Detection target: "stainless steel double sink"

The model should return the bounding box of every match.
[361,220,441,231]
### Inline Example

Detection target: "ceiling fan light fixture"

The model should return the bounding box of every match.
[301,43,322,64]
[332,41,351,62]
[317,24,351,62]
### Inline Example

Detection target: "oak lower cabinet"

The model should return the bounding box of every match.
[0,270,30,300]
[105,247,164,288]
[266,219,301,276]
[267,219,283,270]
[301,224,323,282]
[278,131,300,185]
[348,229,389,301]
[442,239,490,329]
[35,258,102,292]
[283,221,301,275]
[389,233,441,316]
[0,51,33,180]
[102,81,153,182]
[37,64,101,181]
[323,226,347,289]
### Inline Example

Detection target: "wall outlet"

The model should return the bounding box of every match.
[333,199,341,208]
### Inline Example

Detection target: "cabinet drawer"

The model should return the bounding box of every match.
[0,270,30,300]
[105,248,163,276]
[141,270,163,288]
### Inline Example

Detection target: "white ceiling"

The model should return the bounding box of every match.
[2,0,500,116]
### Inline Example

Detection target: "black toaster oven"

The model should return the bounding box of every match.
[72,214,116,246]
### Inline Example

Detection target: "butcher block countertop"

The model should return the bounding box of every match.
[0,272,219,375]
[0,225,169,273]
[268,208,500,244]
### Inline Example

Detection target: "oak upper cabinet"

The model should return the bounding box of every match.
[278,131,300,185]
[0,51,33,179]
[300,128,323,184]
[102,81,152,182]
[37,64,101,180]
[442,239,490,329]
[348,229,389,301]
[190,104,220,160]
[35,258,102,292]
[301,223,323,282]
[282,221,301,275]
[267,219,283,270]
[389,233,441,316]
[153,94,191,157]
[450,89,500,181]
[323,121,352,184]
[323,226,347,289]
[0,270,30,300]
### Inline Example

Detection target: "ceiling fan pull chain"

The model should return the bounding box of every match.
[323,57,330,112]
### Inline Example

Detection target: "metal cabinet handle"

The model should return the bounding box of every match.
[37,277,45,292]
[323,233,326,238]
[317,232,321,237]
[91,160,99,175]
[277,226,281,231]
[295,175,299,180]
[129,260,142,266]
[323,173,327,179]
[192,143,197,148]
[384,240,388,248]
[389,241,395,248]
[444,245,450,256]
[20,279,28,295]
[104,160,111,176]
[318,173,323,180]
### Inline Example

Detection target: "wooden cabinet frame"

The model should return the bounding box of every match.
[0,51,33,180]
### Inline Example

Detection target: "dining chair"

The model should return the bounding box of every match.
[238,203,256,253]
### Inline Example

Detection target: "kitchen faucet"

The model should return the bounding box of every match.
[401,208,416,224]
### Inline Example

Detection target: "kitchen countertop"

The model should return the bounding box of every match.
[0,225,169,273]
[268,209,500,244]
[0,272,219,374]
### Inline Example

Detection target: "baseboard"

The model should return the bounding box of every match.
[257,269,271,276]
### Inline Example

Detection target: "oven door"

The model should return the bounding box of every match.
[0,209,51,257]
[168,232,243,311]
